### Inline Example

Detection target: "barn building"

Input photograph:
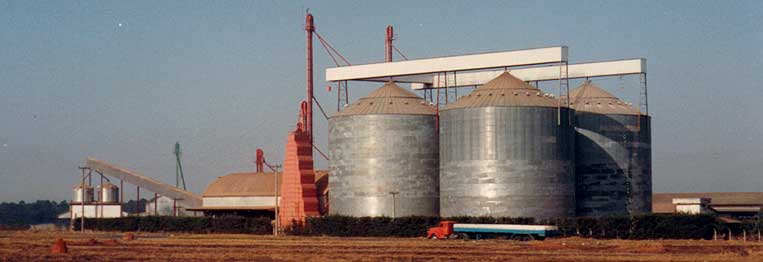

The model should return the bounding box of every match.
[189,171,329,218]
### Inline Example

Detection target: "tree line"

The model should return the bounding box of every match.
[0,199,151,228]
[0,200,69,227]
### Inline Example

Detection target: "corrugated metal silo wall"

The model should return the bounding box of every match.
[574,114,652,216]
[439,106,576,219]
[328,114,439,217]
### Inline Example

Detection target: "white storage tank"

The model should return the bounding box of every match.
[73,183,95,203]
[99,182,120,203]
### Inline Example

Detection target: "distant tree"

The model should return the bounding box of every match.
[122,199,148,214]
[0,198,159,226]
[0,200,69,226]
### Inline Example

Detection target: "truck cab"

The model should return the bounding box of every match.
[427,221,455,239]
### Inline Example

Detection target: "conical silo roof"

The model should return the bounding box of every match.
[98,182,118,189]
[73,183,93,189]
[566,80,642,115]
[333,81,436,117]
[443,72,559,110]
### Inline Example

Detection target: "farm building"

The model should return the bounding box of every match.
[145,195,196,216]
[78,14,663,222]
[189,171,329,218]
[653,192,763,219]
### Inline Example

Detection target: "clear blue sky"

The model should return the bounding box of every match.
[1,1,761,202]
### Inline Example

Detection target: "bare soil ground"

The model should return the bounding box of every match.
[1,230,761,261]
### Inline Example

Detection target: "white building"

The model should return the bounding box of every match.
[145,195,197,216]
[672,198,712,214]
[67,203,125,219]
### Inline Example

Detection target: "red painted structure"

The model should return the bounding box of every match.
[305,13,315,144]
[277,13,320,227]
[255,148,264,173]
[385,25,393,62]
[278,102,319,227]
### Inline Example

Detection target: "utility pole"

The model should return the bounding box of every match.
[274,171,280,236]
[174,142,186,190]
[389,191,399,218]
[174,142,186,216]
[136,186,140,216]
[77,166,91,232]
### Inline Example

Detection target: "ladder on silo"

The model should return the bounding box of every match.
[638,73,648,116]
[626,73,648,214]
[422,72,460,106]
[335,81,350,111]
[436,72,448,107]
[558,62,570,125]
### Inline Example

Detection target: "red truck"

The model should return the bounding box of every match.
[427,221,559,241]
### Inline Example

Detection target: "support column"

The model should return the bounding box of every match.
[80,168,86,232]
[136,186,140,216]
[120,179,123,217]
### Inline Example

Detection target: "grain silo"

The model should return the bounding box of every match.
[569,80,652,216]
[98,182,119,203]
[329,81,439,217]
[439,72,576,219]
[73,183,95,203]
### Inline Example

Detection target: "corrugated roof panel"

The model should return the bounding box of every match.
[566,81,643,115]
[203,170,330,197]
[203,172,283,197]
[333,82,436,116]
[443,72,559,110]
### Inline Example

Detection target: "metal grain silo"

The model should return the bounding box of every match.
[569,81,652,216]
[439,72,576,219]
[73,183,95,203]
[328,81,439,217]
[98,182,120,203]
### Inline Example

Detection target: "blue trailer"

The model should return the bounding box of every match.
[427,221,559,241]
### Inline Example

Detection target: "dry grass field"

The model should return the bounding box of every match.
[1,230,762,261]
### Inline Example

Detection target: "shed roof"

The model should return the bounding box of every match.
[566,81,643,115]
[333,82,436,117]
[203,170,331,198]
[186,206,276,211]
[203,172,282,197]
[443,72,559,110]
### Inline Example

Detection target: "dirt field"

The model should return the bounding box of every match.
[1,231,761,261]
